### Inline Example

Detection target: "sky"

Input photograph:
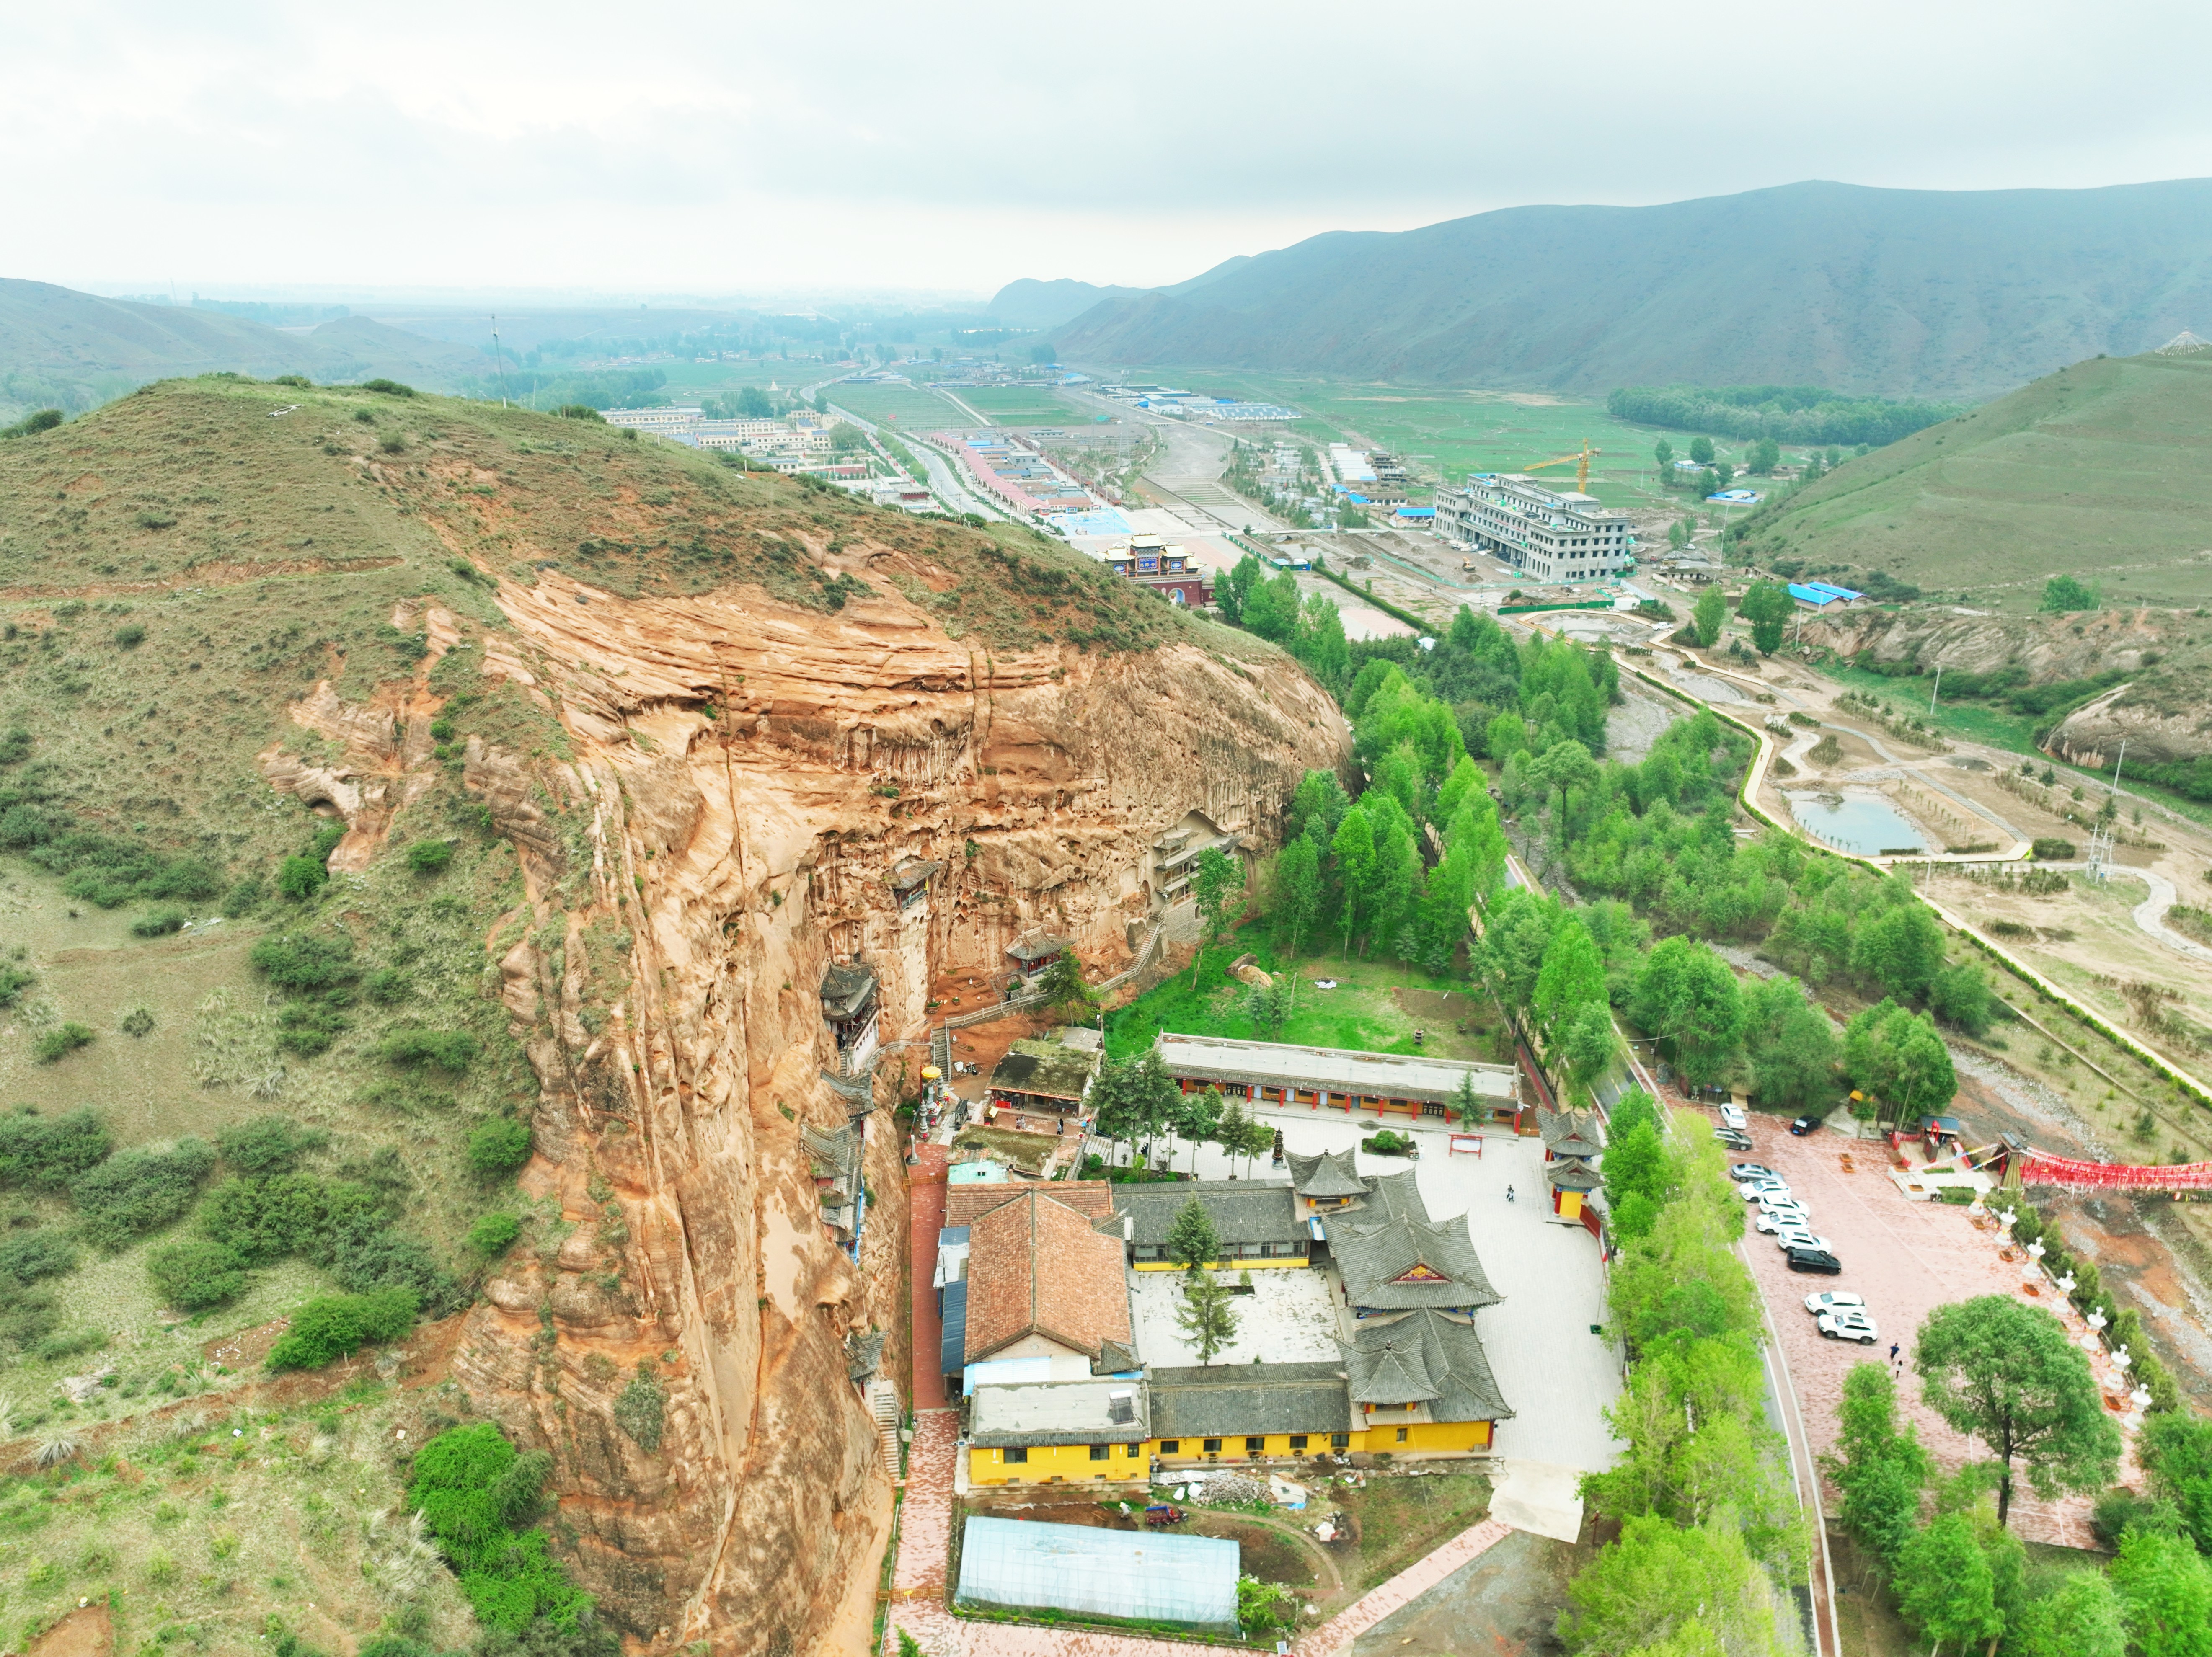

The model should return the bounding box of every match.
[11,0,2212,306]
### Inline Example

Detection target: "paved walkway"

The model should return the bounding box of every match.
[909,1145,949,1412]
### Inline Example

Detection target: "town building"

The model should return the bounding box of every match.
[1153,1032,1522,1126]
[1093,537,1212,607]
[1433,473,1634,583]
[962,1187,1132,1371]
[954,1516,1239,1635]
[985,1034,1101,1119]
[600,406,705,434]
[1147,811,1242,913]
[1788,580,1863,611]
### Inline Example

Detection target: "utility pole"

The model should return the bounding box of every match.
[490,315,510,408]
[1929,665,1942,716]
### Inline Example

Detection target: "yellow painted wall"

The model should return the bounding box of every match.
[1131,1257,1308,1273]
[972,1420,1495,1484]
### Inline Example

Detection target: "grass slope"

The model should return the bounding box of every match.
[1736,351,2212,611]
[1059,178,2212,399]
[0,374,1254,1631]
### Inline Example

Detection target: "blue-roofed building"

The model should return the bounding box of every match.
[1789,581,1861,611]
[1804,580,1863,602]
[954,1516,1240,1634]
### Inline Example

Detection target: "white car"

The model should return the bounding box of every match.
[1819,1310,1879,1345]
[1804,1291,1867,1316]
[1730,1162,1778,1183]
[1739,1180,1791,1202]
[1774,1229,1833,1254]
[1754,1207,1811,1234]
[1719,1103,1747,1130]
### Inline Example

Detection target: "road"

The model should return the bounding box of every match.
[827,400,1008,521]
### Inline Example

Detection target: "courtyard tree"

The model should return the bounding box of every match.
[1894,1513,2002,1656]
[1630,937,1743,1089]
[1913,1295,2121,1528]
[1171,1085,1224,1175]
[1190,846,1246,986]
[1092,1050,1181,1165]
[1272,836,1324,984]
[1165,1197,1219,1273]
[1246,977,1289,1040]
[1032,951,1094,1027]
[1691,586,1726,648]
[1736,580,1793,656]
[1176,1271,1238,1365]
[1821,1362,1929,1568]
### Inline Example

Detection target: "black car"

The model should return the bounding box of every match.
[1717,1129,1753,1151]
[1789,1115,1823,1136]
[1785,1246,1842,1275]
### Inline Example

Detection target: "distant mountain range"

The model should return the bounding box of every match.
[0,279,483,419]
[988,278,1152,332]
[1047,179,2212,399]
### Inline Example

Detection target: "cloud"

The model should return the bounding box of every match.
[7,0,2212,296]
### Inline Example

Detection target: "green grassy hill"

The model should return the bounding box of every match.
[0,279,482,421]
[1732,350,2212,610]
[1059,178,2212,399]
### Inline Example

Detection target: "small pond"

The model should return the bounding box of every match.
[1786,791,1925,857]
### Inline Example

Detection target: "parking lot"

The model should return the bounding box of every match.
[1716,1108,2139,1549]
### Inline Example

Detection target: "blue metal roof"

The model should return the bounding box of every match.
[939,1279,967,1379]
[1803,581,1863,601]
[1789,583,1846,606]
[955,1517,1239,1632]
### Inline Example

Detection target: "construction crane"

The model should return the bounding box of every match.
[1522,440,1600,495]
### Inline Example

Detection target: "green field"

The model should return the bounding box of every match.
[828,380,969,430]
[1106,367,1775,509]
[1738,351,2212,612]
[955,384,1091,426]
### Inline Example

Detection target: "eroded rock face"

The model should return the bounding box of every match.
[428,566,1347,1652]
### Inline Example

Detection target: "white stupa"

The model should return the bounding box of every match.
[2154,329,2209,356]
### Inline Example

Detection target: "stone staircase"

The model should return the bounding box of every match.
[866,1378,902,1481]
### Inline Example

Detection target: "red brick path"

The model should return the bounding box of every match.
[910,1144,949,1412]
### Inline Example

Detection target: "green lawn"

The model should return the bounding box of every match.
[1106,941,1499,1063]
[1103,368,1776,511]
[956,385,1090,426]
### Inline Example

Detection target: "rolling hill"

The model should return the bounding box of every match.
[0,278,483,418]
[1055,178,2212,400]
[1732,348,2212,609]
[988,276,1151,331]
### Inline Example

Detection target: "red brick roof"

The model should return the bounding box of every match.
[964,1187,1132,1365]
[945,1179,1113,1229]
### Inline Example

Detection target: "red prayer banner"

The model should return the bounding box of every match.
[2018,1149,2212,1191]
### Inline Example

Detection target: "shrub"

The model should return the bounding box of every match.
[0,1109,112,1189]
[407,1422,587,1633]
[217,1115,329,1176]
[275,1001,347,1056]
[0,965,32,1007]
[276,854,329,900]
[406,840,453,874]
[33,1328,106,1362]
[2031,837,2077,860]
[33,1023,95,1063]
[120,1006,155,1037]
[147,1237,251,1311]
[0,1229,76,1285]
[468,1118,533,1179]
[222,875,265,918]
[361,379,416,397]
[364,968,410,1006]
[131,907,186,937]
[553,405,604,422]
[114,623,148,648]
[70,1138,216,1250]
[200,1172,384,1265]
[250,933,357,994]
[378,1027,479,1072]
[380,435,408,456]
[265,1286,418,1370]
[613,1363,665,1451]
[469,1212,522,1257]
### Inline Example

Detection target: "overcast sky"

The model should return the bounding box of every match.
[11,1,2212,306]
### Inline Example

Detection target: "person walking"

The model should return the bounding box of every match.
[1506,1184,1516,1204]
[1889,1342,1901,1365]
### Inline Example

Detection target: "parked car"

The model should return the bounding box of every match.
[1729,1162,1777,1182]
[1786,1247,1842,1275]
[1818,1310,1879,1345]
[1804,1291,1867,1316]
[1719,1103,1747,1130]
[1789,1114,1824,1136]
[1773,1228,1833,1254]
[1755,1192,1808,1213]
[1739,1180,1791,1202]
[1754,1207,1811,1234]
[1716,1128,1754,1152]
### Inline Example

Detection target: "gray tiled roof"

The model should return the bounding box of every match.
[1147,1362,1352,1439]
[820,961,878,1022]
[1102,1181,1303,1250]
[1545,1156,1604,1193]
[1538,1108,1605,1159]
[1286,1148,1372,1200]
[1328,1207,1501,1311]
[1344,1310,1513,1422]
